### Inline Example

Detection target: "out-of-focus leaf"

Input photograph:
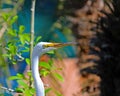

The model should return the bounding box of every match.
[2,13,10,21]
[9,45,17,55]
[9,76,21,80]
[29,88,35,95]
[15,88,24,93]
[9,73,24,80]
[39,62,51,69]
[63,27,72,34]
[19,33,30,45]
[45,88,52,93]
[8,29,17,36]
[19,25,25,34]
[10,15,18,24]
[27,70,32,76]
[24,33,30,42]
[17,80,28,88]
[19,34,25,45]
[54,73,64,82]
[36,36,42,43]
[55,91,63,96]
[48,59,53,66]
[53,22,62,29]
[40,69,50,76]
[25,58,30,65]
[24,89,32,96]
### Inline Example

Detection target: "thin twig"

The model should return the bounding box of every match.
[30,0,36,88]
[0,86,15,93]
[0,23,7,38]
[0,86,23,94]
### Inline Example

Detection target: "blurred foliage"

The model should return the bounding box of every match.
[56,0,88,15]
[92,0,120,95]
[50,15,76,58]
[0,0,24,81]
[52,17,74,42]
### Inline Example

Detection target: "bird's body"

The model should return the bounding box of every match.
[32,42,76,96]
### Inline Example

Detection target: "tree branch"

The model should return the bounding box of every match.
[30,0,36,88]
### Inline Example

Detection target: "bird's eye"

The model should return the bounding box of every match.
[43,45,49,48]
[42,45,47,49]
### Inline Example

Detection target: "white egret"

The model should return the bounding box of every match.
[32,42,76,96]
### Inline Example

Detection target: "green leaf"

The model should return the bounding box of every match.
[19,34,30,45]
[19,25,25,34]
[53,22,62,29]
[48,59,53,66]
[17,73,24,78]
[23,33,30,42]
[17,80,28,88]
[22,47,30,52]
[63,27,72,34]
[3,54,10,58]
[39,62,51,69]
[55,91,63,96]
[15,88,24,93]
[10,15,18,24]
[25,58,30,65]
[36,36,42,43]
[29,88,35,94]
[40,69,50,76]
[8,29,17,36]
[9,45,17,55]
[45,88,52,93]
[2,13,10,21]
[9,76,20,80]
[24,89,32,96]
[19,34,25,45]
[54,73,64,82]
[12,60,17,64]
[9,73,24,80]
[27,71,32,76]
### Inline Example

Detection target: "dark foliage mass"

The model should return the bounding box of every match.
[92,0,120,95]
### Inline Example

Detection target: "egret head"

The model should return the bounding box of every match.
[32,42,76,56]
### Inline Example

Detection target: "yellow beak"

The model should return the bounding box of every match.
[44,42,77,48]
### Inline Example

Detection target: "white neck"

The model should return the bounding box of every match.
[32,53,45,96]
